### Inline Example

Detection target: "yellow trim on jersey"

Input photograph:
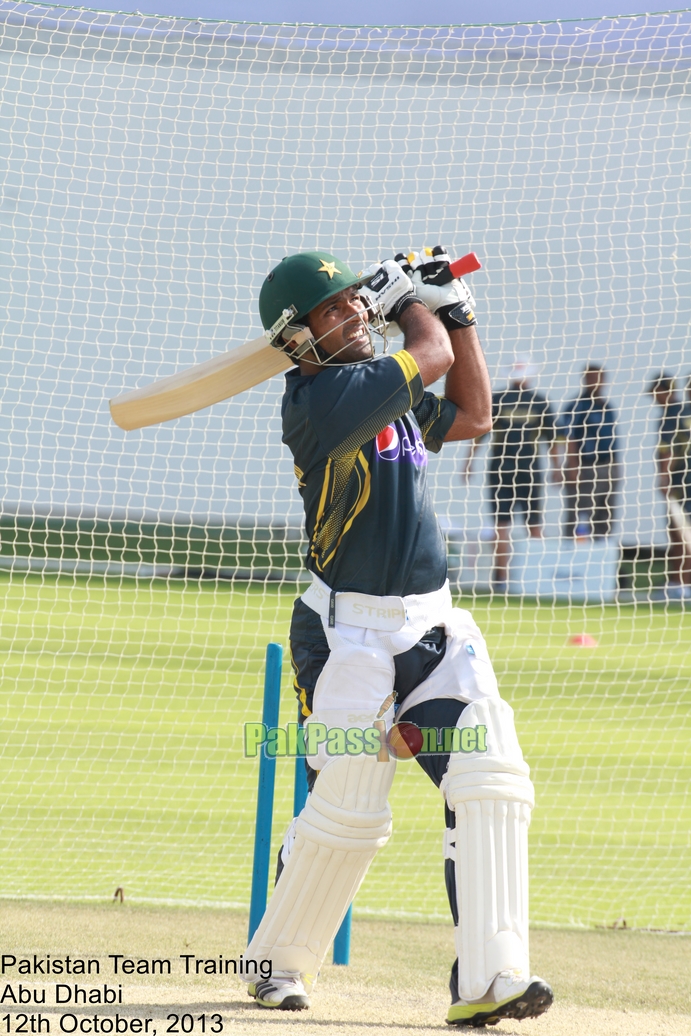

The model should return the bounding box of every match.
[289,645,312,718]
[321,451,371,569]
[392,349,420,387]
[314,457,332,528]
[309,449,371,572]
[298,686,311,718]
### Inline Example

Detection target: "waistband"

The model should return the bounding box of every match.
[301,572,451,635]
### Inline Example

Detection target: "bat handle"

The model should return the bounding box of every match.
[374,720,390,762]
[449,252,482,278]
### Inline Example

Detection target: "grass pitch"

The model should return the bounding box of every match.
[0,573,689,931]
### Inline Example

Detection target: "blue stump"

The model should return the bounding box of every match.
[248,642,283,944]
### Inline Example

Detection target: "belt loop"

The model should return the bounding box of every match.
[328,590,337,628]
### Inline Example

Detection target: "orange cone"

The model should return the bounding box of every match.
[569,634,598,647]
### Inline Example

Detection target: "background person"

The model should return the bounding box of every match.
[646,372,691,601]
[463,357,560,591]
[557,363,619,539]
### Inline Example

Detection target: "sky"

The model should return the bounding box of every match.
[20,1,656,24]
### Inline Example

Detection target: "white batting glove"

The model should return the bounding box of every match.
[359,259,425,323]
[395,246,477,328]
[414,271,477,328]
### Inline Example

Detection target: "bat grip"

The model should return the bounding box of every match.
[449,252,482,278]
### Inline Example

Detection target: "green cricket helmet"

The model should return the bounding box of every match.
[259,251,364,345]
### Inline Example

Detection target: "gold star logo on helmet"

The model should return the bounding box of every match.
[317,260,340,279]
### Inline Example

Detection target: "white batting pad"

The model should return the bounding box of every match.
[304,639,395,769]
[442,697,535,1001]
[246,752,395,992]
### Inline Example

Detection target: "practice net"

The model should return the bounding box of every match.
[0,1,689,932]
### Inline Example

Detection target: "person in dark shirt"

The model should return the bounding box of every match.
[557,364,619,539]
[282,345,452,598]
[464,358,560,588]
[243,248,553,1026]
[646,372,691,600]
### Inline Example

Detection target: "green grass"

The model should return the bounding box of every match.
[0,574,689,930]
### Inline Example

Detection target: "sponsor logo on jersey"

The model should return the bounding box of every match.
[375,420,427,466]
[376,423,400,460]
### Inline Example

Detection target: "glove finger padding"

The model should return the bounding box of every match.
[412,246,456,286]
[360,259,423,323]
[397,245,477,330]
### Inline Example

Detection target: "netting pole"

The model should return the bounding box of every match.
[293,705,352,965]
[248,642,283,944]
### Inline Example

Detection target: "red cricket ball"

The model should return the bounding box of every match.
[387,721,424,760]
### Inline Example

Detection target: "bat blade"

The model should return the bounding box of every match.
[109,335,293,431]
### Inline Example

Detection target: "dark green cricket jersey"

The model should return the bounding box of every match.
[281,351,457,597]
[657,400,691,488]
[487,387,557,473]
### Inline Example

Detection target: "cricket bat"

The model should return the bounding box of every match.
[667,495,691,553]
[109,334,293,431]
[374,692,396,763]
[109,252,482,431]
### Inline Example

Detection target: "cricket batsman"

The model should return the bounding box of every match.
[244,247,554,1027]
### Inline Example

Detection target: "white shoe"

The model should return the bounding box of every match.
[250,972,310,1011]
[490,969,538,1002]
[447,969,553,1027]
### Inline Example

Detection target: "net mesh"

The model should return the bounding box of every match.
[0,2,689,930]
